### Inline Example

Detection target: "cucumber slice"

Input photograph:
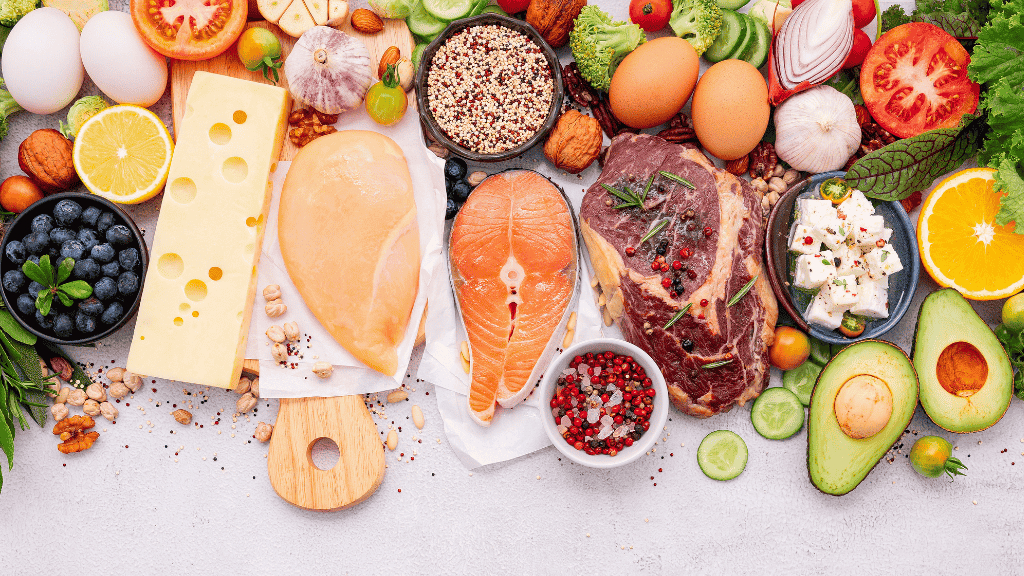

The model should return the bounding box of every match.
[423,0,474,21]
[717,0,751,9]
[407,0,447,37]
[750,387,805,439]
[809,337,831,366]
[480,4,508,15]
[783,360,822,406]
[697,430,748,481]
[724,13,756,60]
[412,43,427,72]
[703,9,744,63]
[739,15,771,69]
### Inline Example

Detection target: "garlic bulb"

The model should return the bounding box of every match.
[285,26,371,114]
[774,85,861,173]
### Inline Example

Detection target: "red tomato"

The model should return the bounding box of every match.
[497,0,531,14]
[130,0,248,61]
[842,27,871,69]
[791,0,806,6]
[859,22,980,138]
[769,326,810,371]
[629,0,672,32]
[852,0,877,29]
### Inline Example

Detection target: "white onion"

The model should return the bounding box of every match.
[772,0,855,90]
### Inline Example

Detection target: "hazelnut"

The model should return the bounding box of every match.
[250,378,260,398]
[266,325,286,343]
[312,361,334,379]
[467,171,487,187]
[235,377,252,395]
[772,164,786,178]
[55,387,70,404]
[236,393,257,414]
[262,284,282,301]
[18,129,79,193]
[271,343,288,363]
[107,381,130,400]
[67,388,87,407]
[106,367,125,382]
[122,371,143,393]
[783,169,801,186]
[766,191,780,206]
[172,409,193,425]
[254,422,274,443]
[99,402,118,422]
[283,321,300,342]
[83,399,101,417]
[51,403,69,421]
[86,382,107,402]
[265,299,287,318]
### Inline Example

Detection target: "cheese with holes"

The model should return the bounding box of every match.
[127,72,289,388]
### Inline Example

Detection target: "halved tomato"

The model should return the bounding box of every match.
[130,0,248,61]
[859,22,979,139]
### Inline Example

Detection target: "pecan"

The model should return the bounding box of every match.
[562,63,599,108]
[591,98,620,139]
[854,105,872,127]
[656,126,698,144]
[53,415,99,454]
[900,191,923,214]
[49,356,73,382]
[748,142,778,180]
[725,155,749,176]
[667,112,691,130]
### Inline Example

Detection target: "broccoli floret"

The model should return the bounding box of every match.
[0,80,24,141]
[569,5,646,92]
[880,5,911,32]
[669,0,722,57]
[0,0,36,27]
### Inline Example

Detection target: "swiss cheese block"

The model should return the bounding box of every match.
[127,72,289,388]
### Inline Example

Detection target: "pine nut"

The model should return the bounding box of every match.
[386,389,408,403]
[411,405,424,429]
[386,429,398,451]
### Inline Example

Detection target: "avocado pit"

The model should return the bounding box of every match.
[834,374,893,439]
[936,341,987,398]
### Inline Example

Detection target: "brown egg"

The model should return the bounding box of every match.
[609,37,699,129]
[691,60,770,160]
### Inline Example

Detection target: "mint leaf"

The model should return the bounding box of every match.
[58,281,92,300]
[21,260,48,286]
[55,291,71,307]
[995,160,1024,233]
[57,257,74,284]
[36,291,52,317]
[38,255,53,286]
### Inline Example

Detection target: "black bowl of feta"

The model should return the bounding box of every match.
[0,192,148,345]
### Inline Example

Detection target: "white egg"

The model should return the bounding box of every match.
[80,11,168,107]
[0,8,84,115]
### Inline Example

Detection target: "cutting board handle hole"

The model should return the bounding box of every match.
[308,437,341,471]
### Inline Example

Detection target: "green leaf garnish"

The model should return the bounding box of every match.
[663,303,692,330]
[36,291,52,317]
[641,174,655,202]
[58,281,92,300]
[55,292,71,308]
[26,258,92,316]
[640,219,669,244]
[21,260,48,286]
[727,275,758,307]
[57,257,74,284]
[658,170,696,189]
[38,256,53,285]
[602,184,637,204]
[701,359,734,370]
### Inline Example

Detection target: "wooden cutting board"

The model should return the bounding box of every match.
[171,19,416,511]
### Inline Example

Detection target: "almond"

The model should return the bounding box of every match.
[351,8,383,34]
[378,45,400,79]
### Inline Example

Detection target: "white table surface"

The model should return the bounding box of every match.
[3,1,1023,574]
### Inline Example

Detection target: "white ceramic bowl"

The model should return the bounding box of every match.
[538,338,669,469]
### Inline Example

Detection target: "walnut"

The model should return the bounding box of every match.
[250,378,260,398]
[55,387,70,404]
[53,415,99,454]
[67,388,87,406]
[254,422,274,443]
[283,321,299,342]
[122,371,143,393]
[748,142,778,180]
[172,409,192,425]
[236,393,257,414]
[544,110,602,174]
[235,376,252,395]
[51,403,68,421]
[99,402,118,422]
[107,381,130,400]
[106,367,125,382]
[83,399,101,417]
[262,285,282,301]
[271,343,288,363]
[312,361,334,379]
[725,155,749,176]
[85,383,106,402]
[266,325,286,343]
[526,0,586,48]
[19,129,79,193]
[49,356,73,381]
[265,299,287,317]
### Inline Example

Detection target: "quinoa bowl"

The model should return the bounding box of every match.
[416,14,564,163]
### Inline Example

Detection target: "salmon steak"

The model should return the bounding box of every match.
[450,170,578,426]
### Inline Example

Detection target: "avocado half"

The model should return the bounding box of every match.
[913,288,1012,433]
[807,340,918,496]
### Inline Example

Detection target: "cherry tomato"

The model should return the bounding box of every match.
[842,27,871,69]
[236,27,283,83]
[629,0,672,32]
[1002,293,1024,332]
[838,313,866,338]
[852,0,877,29]
[769,326,810,371]
[910,436,968,480]
[791,0,807,7]
[130,0,248,61]
[496,0,531,15]
[860,23,979,138]
[366,64,408,126]
[0,176,43,213]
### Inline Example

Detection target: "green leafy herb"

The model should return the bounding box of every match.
[727,275,758,307]
[832,278,847,287]
[844,113,986,201]
[822,68,863,105]
[701,359,734,370]
[880,4,912,32]
[912,0,990,38]
[658,170,696,189]
[663,303,692,330]
[881,250,889,262]
[641,174,655,202]
[602,183,644,209]
[640,219,669,244]
[995,323,1024,400]
[821,259,831,266]
[994,160,1024,233]
[22,256,93,316]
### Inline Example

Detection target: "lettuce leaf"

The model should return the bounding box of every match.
[995,160,1024,233]
[912,0,990,37]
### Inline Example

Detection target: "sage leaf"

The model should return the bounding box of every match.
[59,281,93,300]
[0,411,12,470]
[0,310,35,345]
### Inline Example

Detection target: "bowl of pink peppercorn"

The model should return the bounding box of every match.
[539,338,669,469]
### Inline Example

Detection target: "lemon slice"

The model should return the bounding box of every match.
[73,105,173,204]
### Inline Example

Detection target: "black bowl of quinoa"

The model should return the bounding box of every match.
[416,14,564,162]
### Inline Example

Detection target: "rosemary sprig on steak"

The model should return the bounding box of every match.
[663,303,692,330]
[727,275,758,307]
[701,359,734,369]
[639,219,669,244]
[658,170,696,189]
[601,183,643,209]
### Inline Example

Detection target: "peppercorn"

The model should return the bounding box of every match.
[681,339,694,352]
[626,246,636,257]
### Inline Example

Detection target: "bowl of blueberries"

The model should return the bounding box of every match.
[0,193,148,344]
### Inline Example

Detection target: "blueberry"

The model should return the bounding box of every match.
[49,227,76,245]
[81,206,101,227]
[90,243,116,263]
[2,270,26,293]
[34,310,53,330]
[100,301,124,325]
[60,239,85,261]
[96,212,116,233]
[451,181,472,202]
[444,157,467,181]
[78,297,104,317]
[30,214,53,234]
[73,258,100,282]
[77,229,100,251]
[105,225,132,246]
[74,311,96,334]
[118,248,139,270]
[93,277,117,301]
[445,178,453,195]
[445,197,459,220]
[101,262,120,277]
[28,281,43,298]
[47,247,60,261]
[5,241,26,264]
[53,314,73,338]
[53,200,83,226]
[118,271,139,296]
[16,293,35,316]
[24,231,49,255]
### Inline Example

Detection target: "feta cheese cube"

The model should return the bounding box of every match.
[834,244,868,277]
[797,199,837,225]
[821,274,860,308]
[865,245,903,279]
[816,217,851,251]
[852,277,889,319]
[794,251,835,289]
[852,215,888,247]
[789,223,824,254]
[837,190,875,222]
[805,292,845,330]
